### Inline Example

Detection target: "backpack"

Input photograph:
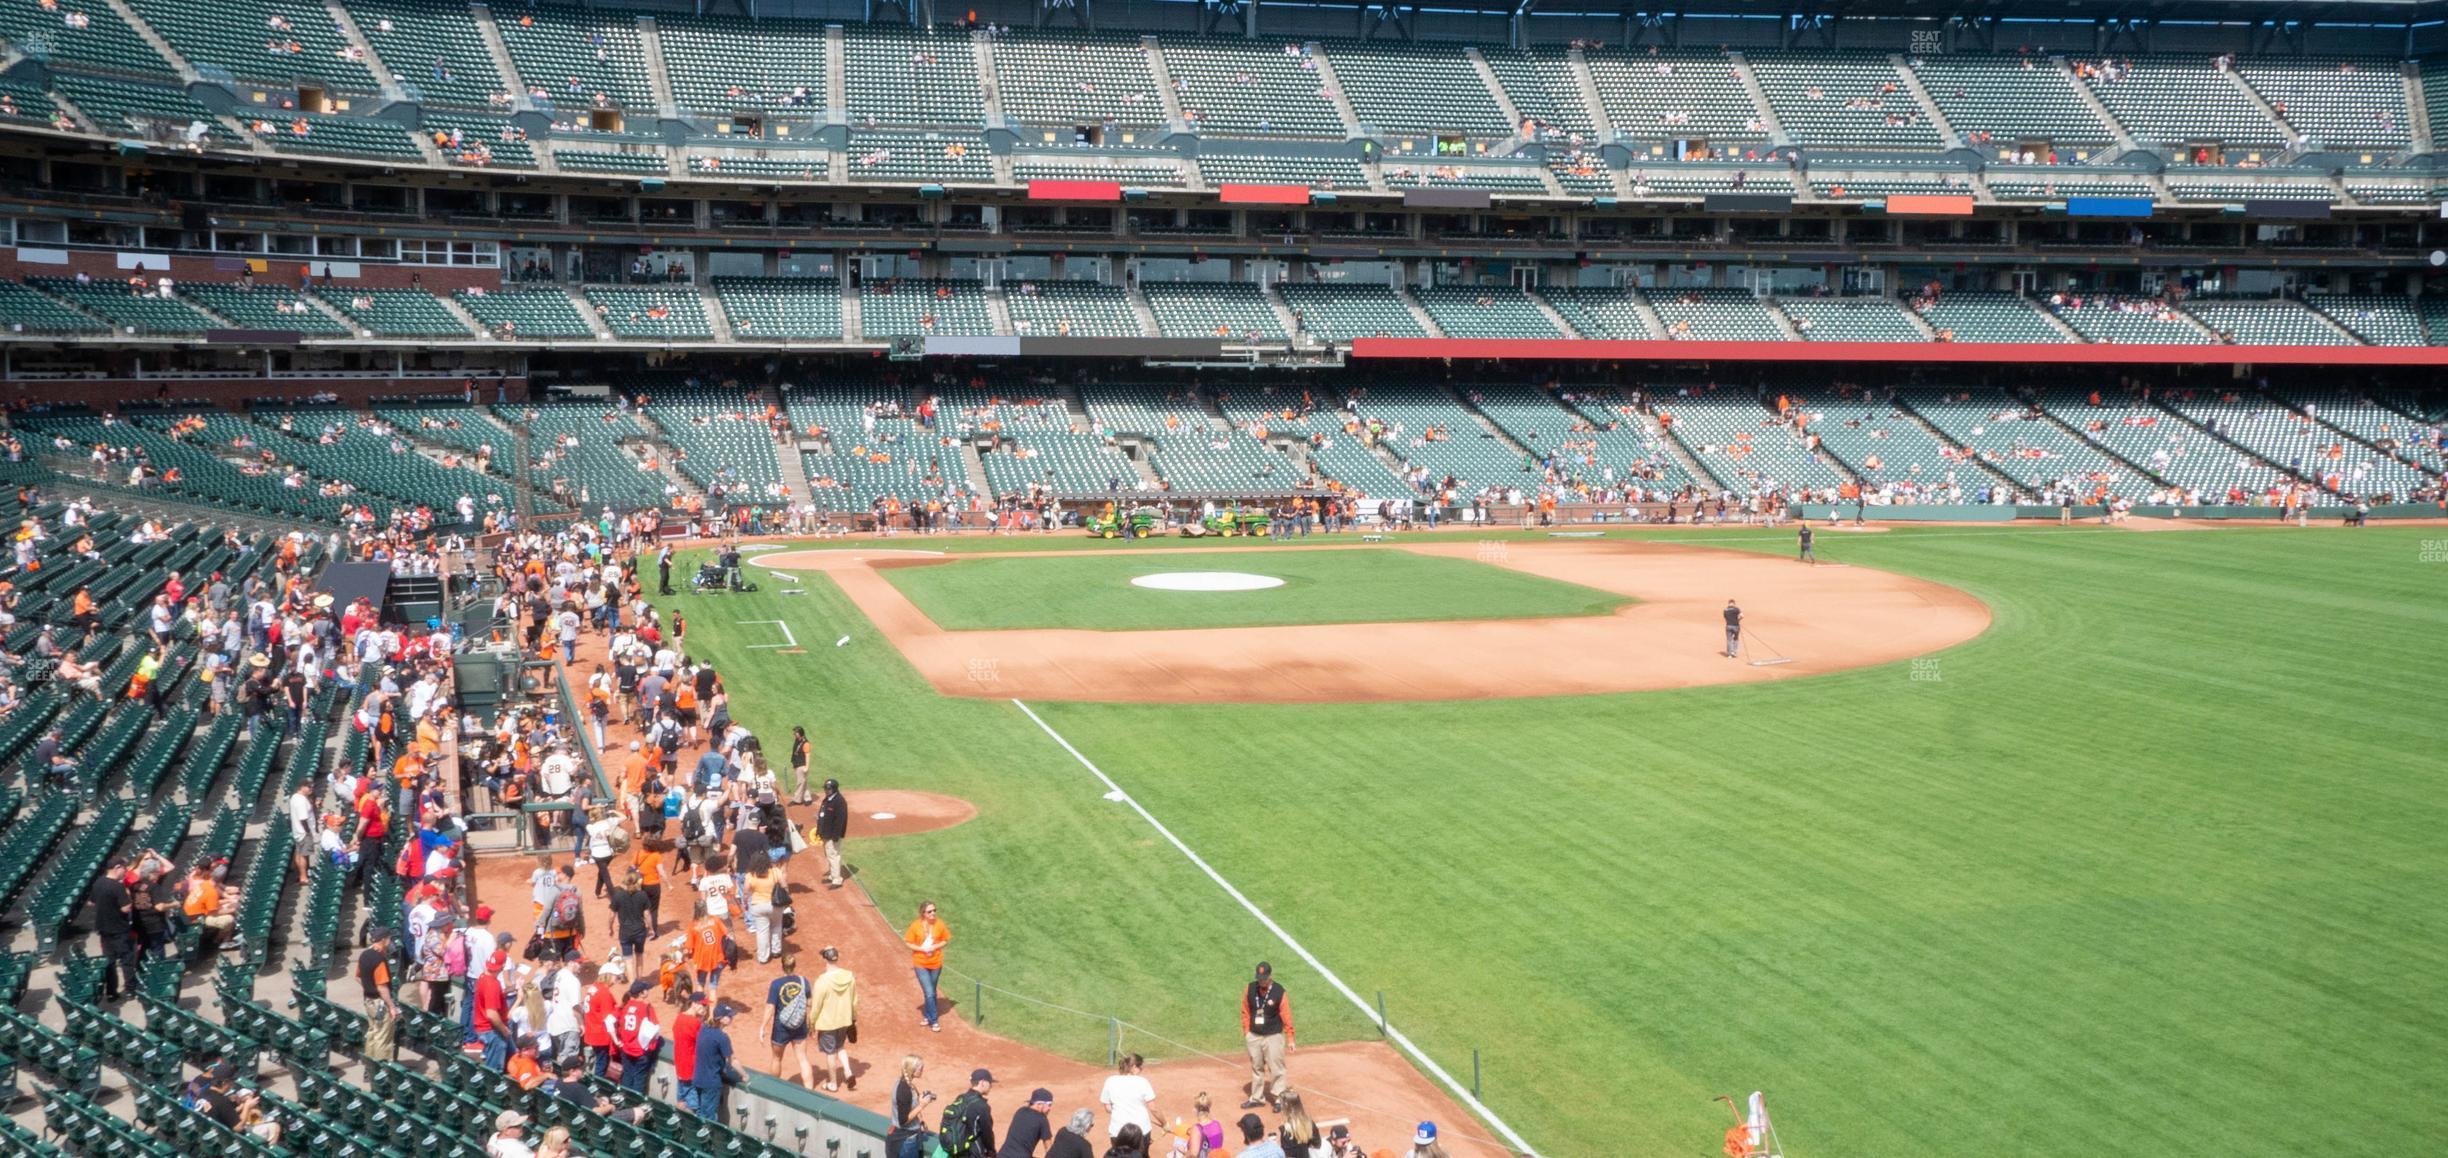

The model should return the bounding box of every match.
[606,823,631,855]
[777,977,808,1030]
[939,1094,981,1158]
[681,805,708,844]
[547,888,581,932]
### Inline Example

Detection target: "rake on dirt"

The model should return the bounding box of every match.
[1741,628,1796,667]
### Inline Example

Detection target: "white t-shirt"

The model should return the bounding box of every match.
[486,1133,535,1158]
[1100,1073,1157,1138]
[697,874,734,919]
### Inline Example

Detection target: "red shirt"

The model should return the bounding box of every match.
[614,999,659,1057]
[582,983,618,1047]
[671,1012,702,1084]
[473,973,508,1034]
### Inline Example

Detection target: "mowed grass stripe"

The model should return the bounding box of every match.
[681,528,2447,1157]
[877,549,1629,631]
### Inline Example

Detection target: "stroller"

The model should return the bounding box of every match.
[690,562,759,594]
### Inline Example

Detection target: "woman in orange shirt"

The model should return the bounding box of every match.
[903,902,950,1032]
[634,840,668,935]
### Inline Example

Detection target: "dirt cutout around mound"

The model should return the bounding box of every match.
[756,539,1992,703]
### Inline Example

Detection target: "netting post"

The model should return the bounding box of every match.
[975,979,983,1027]
[1472,1049,1481,1098]
[1108,1017,1118,1066]
[1376,990,1386,1036]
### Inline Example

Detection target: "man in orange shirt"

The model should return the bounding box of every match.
[902,901,950,1032]
[183,865,236,941]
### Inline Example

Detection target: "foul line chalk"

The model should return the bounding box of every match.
[1011,698,1542,1157]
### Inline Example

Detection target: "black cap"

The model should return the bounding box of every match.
[1029,1088,1054,1104]
[971,1068,995,1084]
[1254,961,1273,979]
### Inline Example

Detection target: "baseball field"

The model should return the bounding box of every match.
[662,523,2447,1158]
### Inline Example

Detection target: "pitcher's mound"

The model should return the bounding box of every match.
[845,790,976,836]
[1129,571,1286,591]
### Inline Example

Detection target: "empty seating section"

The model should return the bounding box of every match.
[30,277,221,335]
[1778,296,1925,342]
[1984,178,2152,201]
[1381,164,1548,193]
[2039,391,2291,498]
[1811,177,1968,200]
[784,388,958,510]
[1650,289,1791,341]
[423,113,536,167]
[1414,286,1563,338]
[1082,386,1294,495]
[2051,300,2213,344]
[2344,181,2434,204]
[1476,386,1700,489]
[689,153,829,179]
[1902,390,2141,497]
[1163,40,1345,137]
[0,282,108,334]
[1624,170,1790,196]
[1139,281,1286,340]
[1482,47,1593,136]
[2161,177,2333,202]
[350,0,504,107]
[372,404,518,473]
[1802,398,1976,486]
[1747,52,1941,149]
[2182,299,2356,345]
[179,284,350,334]
[1916,293,2071,343]
[454,289,595,338]
[2279,389,2448,481]
[1005,281,1142,337]
[845,129,991,183]
[0,73,55,125]
[713,278,841,339]
[640,390,786,500]
[497,7,655,112]
[503,399,668,507]
[2237,57,2406,148]
[1277,282,1426,340]
[245,112,424,159]
[1320,41,1509,136]
[1547,150,1614,195]
[29,412,354,518]
[659,16,826,114]
[0,0,170,78]
[993,32,1162,128]
[2308,295,2424,346]
[1910,54,2112,149]
[861,278,994,337]
[50,75,233,142]
[2168,394,2428,499]
[584,287,713,339]
[1542,287,1660,339]
[124,0,377,91]
[179,408,523,513]
[1196,152,1365,189]
[323,288,474,336]
[844,28,981,125]
[555,148,668,174]
[1654,393,1851,492]
[1013,159,1184,186]
[1586,50,1763,139]
[2078,56,2284,148]
[1352,387,1520,487]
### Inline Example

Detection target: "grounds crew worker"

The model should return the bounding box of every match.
[1241,962,1294,1111]
[1724,599,1743,659]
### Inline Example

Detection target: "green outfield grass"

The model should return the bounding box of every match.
[682,526,2447,1158]
[874,548,1630,630]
